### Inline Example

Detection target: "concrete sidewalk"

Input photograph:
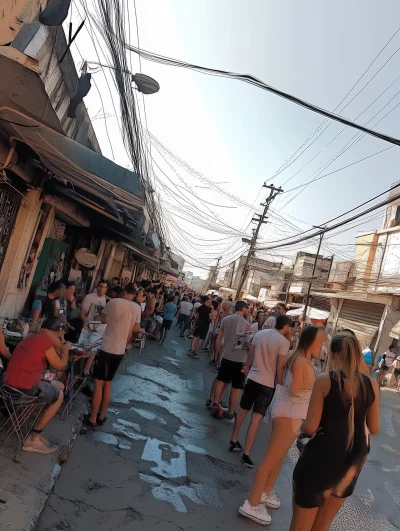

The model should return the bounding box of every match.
[35,330,400,531]
[0,394,86,531]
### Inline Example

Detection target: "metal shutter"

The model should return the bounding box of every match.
[336,299,385,349]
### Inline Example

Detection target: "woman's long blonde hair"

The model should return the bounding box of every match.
[327,331,368,451]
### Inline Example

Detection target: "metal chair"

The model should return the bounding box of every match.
[0,385,45,460]
[135,332,147,357]
[61,338,102,420]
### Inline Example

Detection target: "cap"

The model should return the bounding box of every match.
[42,317,68,332]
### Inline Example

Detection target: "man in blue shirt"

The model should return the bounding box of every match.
[160,295,177,346]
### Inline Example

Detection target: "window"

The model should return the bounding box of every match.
[396,206,400,226]
[0,189,20,271]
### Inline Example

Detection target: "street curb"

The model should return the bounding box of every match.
[25,415,84,531]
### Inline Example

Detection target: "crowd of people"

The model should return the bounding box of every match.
[0,279,384,529]
[0,278,196,452]
[179,295,380,530]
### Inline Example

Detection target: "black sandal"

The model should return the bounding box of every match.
[82,417,96,430]
[97,416,107,426]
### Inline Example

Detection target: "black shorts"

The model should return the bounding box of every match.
[93,350,123,382]
[217,358,246,390]
[194,324,208,340]
[240,379,274,416]
[395,369,400,378]
[162,319,173,330]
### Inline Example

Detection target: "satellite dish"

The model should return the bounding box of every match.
[132,73,160,95]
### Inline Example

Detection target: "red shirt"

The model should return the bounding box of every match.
[5,333,53,390]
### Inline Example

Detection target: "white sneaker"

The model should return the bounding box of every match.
[238,500,271,526]
[261,491,281,509]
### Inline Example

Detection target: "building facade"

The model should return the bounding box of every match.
[288,252,333,304]
[230,255,285,300]
[0,17,165,317]
[312,184,400,363]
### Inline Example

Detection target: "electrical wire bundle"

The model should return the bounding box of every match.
[125,43,400,148]
[91,0,171,254]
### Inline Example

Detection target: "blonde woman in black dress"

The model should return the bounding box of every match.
[290,331,380,531]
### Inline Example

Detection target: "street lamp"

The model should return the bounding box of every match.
[132,73,160,95]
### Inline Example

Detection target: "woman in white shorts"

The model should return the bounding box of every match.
[239,325,327,526]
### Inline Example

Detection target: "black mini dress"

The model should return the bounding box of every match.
[293,371,375,508]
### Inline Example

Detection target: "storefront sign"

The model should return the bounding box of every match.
[75,248,97,269]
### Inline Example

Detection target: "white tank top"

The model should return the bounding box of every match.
[270,369,313,420]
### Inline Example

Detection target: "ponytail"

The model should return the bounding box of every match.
[329,333,366,451]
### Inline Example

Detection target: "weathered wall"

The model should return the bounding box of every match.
[13,22,101,153]
[0,191,54,317]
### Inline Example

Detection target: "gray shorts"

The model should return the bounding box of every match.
[23,381,61,404]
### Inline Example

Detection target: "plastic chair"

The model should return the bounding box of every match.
[0,386,45,460]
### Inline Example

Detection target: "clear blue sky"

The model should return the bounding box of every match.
[69,0,400,277]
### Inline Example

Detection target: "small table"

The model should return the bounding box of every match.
[3,330,23,352]
[61,346,94,420]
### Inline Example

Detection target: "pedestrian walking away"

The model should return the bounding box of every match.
[238,325,327,526]
[83,283,141,429]
[188,295,212,358]
[212,300,251,420]
[176,296,193,337]
[230,315,292,467]
[160,295,177,346]
[290,331,380,531]
[206,300,233,409]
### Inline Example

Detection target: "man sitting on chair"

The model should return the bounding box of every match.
[83,283,141,429]
[4,317,70,454]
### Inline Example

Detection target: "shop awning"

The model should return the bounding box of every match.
[390,320,400,340]
[287,306,329,320]
[43,179,121,221]
[0,107,145,209]
[121,241,159,266]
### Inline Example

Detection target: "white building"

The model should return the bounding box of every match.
[170,252,185,273]
[231,255,285,300]
[289,252,333,303]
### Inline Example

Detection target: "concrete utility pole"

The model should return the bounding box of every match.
[302,226,326,321]
[235,184,283,300]
[204,256,222,292]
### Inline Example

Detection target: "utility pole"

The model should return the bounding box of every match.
[204,256,222,292]
[235,184,283,300]
[302,226,326,321]
[284,272,293,304]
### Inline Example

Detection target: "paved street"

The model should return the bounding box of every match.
[38,331,400,531]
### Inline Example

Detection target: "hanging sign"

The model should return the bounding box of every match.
[75,248,97,269]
